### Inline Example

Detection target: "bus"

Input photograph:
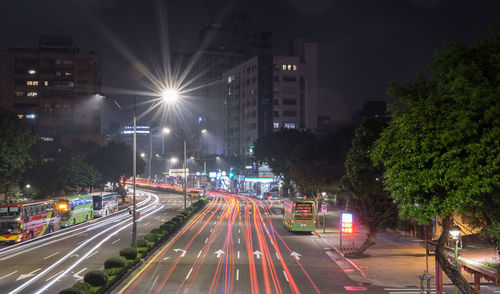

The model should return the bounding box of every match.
[92,192,118,217]
[0,200,60,243]
[57,195,93,227]
[282,198,316,232]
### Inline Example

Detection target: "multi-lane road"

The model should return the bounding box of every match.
[0,190,186,294]
[113,193,387,294]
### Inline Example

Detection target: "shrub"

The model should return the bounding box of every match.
[151,228,163,235]
[84,270,108,287]
[145,233,158,243]
[58,288,85,294]
[72,282,92,293]
[104,256,126,269]
[136,239,148,248]
[104,267,124,277]
[120,247,138,260]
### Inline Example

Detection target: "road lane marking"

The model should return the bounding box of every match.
[185,268,193,280]
[86,251,98,259]
[276,252,280,260]
[197,250,202,258]
[163,257,170,260]
[45,270,64,282]
[73,268,87,280]
[238,229,240,233]
[205,238,208,244]
[43,251,60,260]
[0,270,17,280]
[238,238,240,244]
[112,238,121,244]
[16,268,41,281]
[237,251,240,259]
[210,228,213,232]
[283,271,289,282]
[236,269,239,281]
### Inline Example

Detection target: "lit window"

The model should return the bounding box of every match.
[284,122,296,129]
[27,92,38,97]
[28,69,36,75]
[287,65,292,70]
[273,122,280,129]
[44,81,48,86]
[64,71,72,76]
[26,114,36,119]
[14,91,24,97]
[282,64,286,71]
[293,65,297,71]
[41,137,54,142]
[26,81,38,86]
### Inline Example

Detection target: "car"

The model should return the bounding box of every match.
[188,190,201,198]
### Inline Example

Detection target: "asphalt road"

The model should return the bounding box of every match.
[112,194,389,294]
[0,189,186,294]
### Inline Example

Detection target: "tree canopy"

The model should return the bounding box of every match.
[89,141,145,185]
[343,117,398,255]
[0,110,37,199]
[372,28,500,293]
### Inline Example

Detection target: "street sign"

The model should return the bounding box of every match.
[135,211,141,219]
[321,204,327,213]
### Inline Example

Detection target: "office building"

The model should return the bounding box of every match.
[223,39,319,157]
[0,35,102,146]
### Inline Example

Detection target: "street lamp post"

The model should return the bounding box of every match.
[132,98,137,248]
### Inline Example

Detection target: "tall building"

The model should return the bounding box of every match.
[0,35,103,146]
[223,39,319,157]
[187,13,273,155]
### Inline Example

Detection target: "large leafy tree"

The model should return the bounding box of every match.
[88,141,145,202]
[27,156,101,197]
[372,29,500,293]
[253,129,313,196]
[0,111,37,201]
[343,117,398,256]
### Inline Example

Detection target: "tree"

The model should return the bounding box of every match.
[88,141,145,201]
[288,130,351,219]
[26,156,101,197]
[342,117,398,256]
[253,129,313,196]
[0,110,37,201]
[372,29,500,294]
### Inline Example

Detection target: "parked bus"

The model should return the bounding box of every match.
[282,198,316,232]
[0,200,60,243]
[57,195,93,227]
[92,192,118,217]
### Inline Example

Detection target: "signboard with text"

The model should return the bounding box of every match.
[340,211,353,234]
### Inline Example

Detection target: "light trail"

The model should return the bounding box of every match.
[0,191,151,258]
[34,200,164,294]
[120,197,219,294]
[9,191,158,294]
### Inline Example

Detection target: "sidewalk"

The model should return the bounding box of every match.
[313,209,500,290]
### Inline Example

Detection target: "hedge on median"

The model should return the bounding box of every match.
[59,198,208,294]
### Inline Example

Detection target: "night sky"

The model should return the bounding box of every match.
[1,0,499,128]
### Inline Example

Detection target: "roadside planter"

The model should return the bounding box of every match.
[58,198,208,294]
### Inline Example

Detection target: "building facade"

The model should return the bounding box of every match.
[186,13,273,155]
[0,35,102,146]
[223,39,318,157]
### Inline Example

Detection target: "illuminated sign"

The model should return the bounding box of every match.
[341,211,353,234]
[295,202,313,213]
[209,172,217,178]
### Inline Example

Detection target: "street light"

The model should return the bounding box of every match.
[449,225,461,294]
[131,89,179,249]
[164,128,205,210]
[26,184,31,198]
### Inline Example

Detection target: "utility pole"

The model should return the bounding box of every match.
[132,98,137,249]
[183,140,187,210]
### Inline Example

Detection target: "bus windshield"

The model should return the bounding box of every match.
[0,222,21,235]
[0,206,20,217]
